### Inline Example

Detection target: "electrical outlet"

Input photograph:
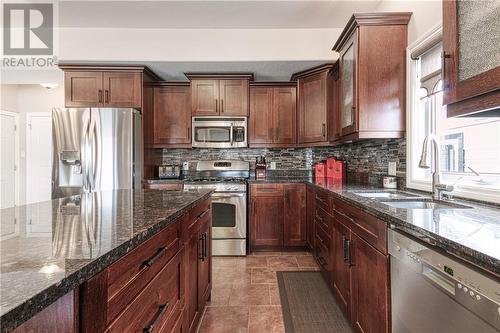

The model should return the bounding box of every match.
[388,161,397,176]
[270,162,277,170]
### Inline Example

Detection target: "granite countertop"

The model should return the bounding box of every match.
[250,176,500,275]
[0,188,212,332]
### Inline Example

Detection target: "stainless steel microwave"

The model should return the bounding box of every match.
[192,117,247,148]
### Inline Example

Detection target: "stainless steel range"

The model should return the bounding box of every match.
[183,160,249,256]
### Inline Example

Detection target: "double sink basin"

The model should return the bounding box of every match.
[351,191,472,210]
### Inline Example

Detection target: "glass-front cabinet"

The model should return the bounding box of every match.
[339,32,357,136]
[443,0,500,117]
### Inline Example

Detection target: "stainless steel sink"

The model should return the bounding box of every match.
[353,191,420,200]
[380,200,471,210]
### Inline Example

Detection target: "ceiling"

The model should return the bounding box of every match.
[59,0,381,29]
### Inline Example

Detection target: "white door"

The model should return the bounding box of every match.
[0,111,18,209]
[26,113,52,204]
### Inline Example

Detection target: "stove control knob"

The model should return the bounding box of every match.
[463,287,468,292]
[476,295,481,301]
[469,291,474,297]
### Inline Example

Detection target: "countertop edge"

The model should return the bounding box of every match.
[0,191,212,333]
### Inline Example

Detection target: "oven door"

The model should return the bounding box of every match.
[211,192,246,239]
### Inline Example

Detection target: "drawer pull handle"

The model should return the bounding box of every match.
[333,208,355,224]
[143,303,169,333]
[143,247,167,267]
[196,208,209,220]
[315,195,327,204]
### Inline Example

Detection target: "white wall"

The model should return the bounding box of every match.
[0,84,64,204]
[375,0,442,44]
[58,28,341,62]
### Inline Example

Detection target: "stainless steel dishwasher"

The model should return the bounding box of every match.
[388,229,500,332]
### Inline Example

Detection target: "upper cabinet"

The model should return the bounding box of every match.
[443,0,500,117]
[186,74,253,116]
[333,13,412,141]
[249,83,297,147]
[60,65,159,109]
[152,83,192,148]
[291,64,336,145]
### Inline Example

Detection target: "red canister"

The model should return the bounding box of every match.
[314,162,326,179]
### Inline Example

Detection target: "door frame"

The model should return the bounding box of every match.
[0,110,20,207]
[26,112,52,204]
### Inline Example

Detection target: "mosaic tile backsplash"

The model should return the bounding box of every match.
[160,138,406,186]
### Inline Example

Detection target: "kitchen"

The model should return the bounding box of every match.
[0,0,499,332]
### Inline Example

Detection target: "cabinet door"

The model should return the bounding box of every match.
[331,218,351,316]
[339,32,357,137]
[191,80,219,115]
[298,73,328,143]
[219,80,249,116]
[64,71,103,107]
[330,66,341,142]
[186,231,200,332]
[103,72,142,108]
[153,86,191,146]
[273,87,297,144]
[306,186,315,250]
[249,87,274,144]
[443,0,500,108]
[197,217,212,310]
[283,184,306,246]
[350,233,389,333]
[250,196,284,247]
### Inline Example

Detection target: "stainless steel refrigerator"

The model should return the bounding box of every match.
[52,108,142,199]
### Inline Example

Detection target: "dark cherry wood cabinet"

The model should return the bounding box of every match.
[443,0,500,117]
[64,71,104,107]
[78,199,212,333]
[306,185,315,250]
[186,74,253,116]
[350,233,390,333]
[292,64,335,145]
[331,213,351,317]
[103,72,142,108]
[249,83,297,147]
[306,184,390,333]
[60,65,155,109]
[249,183,306,249]
[250,189,284,247]
[153,84,192,148]
[283,184,306,246]
[13,291,78,333]
[332,13,411,142]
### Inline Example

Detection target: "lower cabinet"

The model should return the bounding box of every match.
[308,184,390,333]
[350,233,390,333]
[79,198,212,333]
[249,183,306,249]
[306,185,315,250]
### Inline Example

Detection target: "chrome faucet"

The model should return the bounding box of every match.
[418,134,453,200]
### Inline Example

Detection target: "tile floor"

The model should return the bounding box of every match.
[198,251,320,333]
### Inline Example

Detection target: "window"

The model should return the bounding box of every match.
[407,27,500,203]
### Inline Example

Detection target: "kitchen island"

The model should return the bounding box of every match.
[0,188,212,332]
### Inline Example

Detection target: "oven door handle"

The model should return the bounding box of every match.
[211,193,246,198]
[230,124,234,147]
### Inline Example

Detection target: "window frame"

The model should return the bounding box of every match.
[406,25,500,204]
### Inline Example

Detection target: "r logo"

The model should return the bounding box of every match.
[3,3,53,55]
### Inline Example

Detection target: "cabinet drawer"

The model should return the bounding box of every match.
[333,199,387,254]
[315,219,331,246]
[251,184,284,196]
[107,250,183,333]
[314,189,332,212]
[188,199,212,231]
[314,234,330,270]
[107,220,181,321]
[314,206,332,233]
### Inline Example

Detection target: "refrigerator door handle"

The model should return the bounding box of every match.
[82,109,91,192]
[89,110,102,191]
